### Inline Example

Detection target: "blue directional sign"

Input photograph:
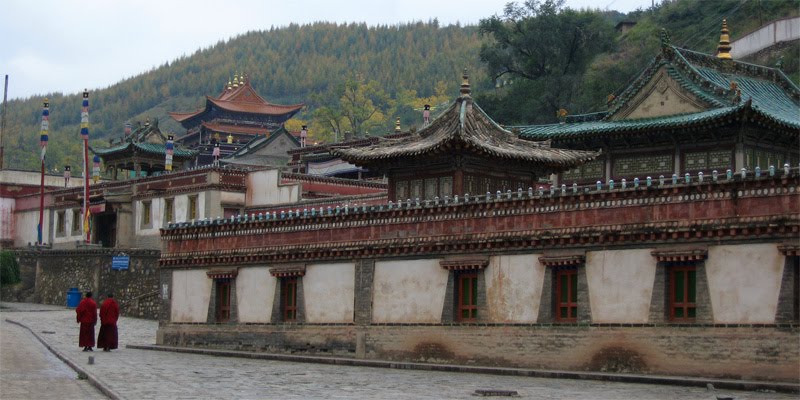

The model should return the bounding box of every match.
[112,256,130,270]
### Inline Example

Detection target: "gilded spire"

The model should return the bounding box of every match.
[459,68,471,97]
[395,117,401,132]
[227,77,232,91]
[233,73,240,88]
[717,18,732,60]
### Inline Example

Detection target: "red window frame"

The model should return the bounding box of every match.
[282,278,298,322]
[669,264,697,321]
[555,268,578,322]
[457,273,478,322]
[216,279,231,322]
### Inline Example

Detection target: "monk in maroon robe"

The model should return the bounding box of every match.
[97,293,119,351]
[75,291,97,351]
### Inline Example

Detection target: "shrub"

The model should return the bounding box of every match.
[0,251,21,286]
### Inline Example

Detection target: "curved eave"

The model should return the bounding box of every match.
[207,97,304,117]
[335,99,599,170]
[519,103,798,142]
[92,143,198,159]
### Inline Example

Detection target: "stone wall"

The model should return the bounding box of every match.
[0,249,39,302]
[157,323,799,382]
[7,248,161,319]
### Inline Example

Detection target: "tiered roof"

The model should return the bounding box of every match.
[92,120,197,159]
[335,71,599,170]
[222,126,300,167]
[517,26,799,141]
[168,75,304,124]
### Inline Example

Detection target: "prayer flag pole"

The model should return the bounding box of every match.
[37,98,50,245]
[80,90,91,244]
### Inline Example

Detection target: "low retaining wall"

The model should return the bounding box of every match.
[157,324,799,382]
[4,248,161,319]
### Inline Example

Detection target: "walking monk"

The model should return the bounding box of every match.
[97,293,120,352]
[76,291,97,352]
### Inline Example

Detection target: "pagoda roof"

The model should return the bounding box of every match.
[92,120,197,159]
[168,79,304,123]
[335,74,599,169]
[224,126,299,159]
[516,40,799,141]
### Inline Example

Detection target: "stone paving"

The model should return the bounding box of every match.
[1,302,796,400]
[1,318,107,400]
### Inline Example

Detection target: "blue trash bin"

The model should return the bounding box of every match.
[66,287,81,308]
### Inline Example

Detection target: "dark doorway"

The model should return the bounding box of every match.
[94,211,117,248]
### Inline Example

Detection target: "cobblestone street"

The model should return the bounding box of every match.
[1,302,795,400]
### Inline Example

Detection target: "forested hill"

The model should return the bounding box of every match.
[1,21,487,172]
[2,0,798,174]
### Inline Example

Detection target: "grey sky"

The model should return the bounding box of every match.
[0,0,649,100]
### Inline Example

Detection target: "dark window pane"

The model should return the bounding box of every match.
[560,275,569,302]
[570,306,577,318]
[471,277,478,306]
[560,307,568,318]
[688,270,697,303]
[675,307,684,318]
[674,271,684,302]
[570,273,577,302]
[688,307,696,318]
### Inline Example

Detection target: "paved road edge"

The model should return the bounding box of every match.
[5,318,125,400]
[128,344,799,394]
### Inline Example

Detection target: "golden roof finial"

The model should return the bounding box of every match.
[227,77,232,90]
[233,72,239,88]
[459,68,471,97]
[717,18,732,60]
[395,117,401,132]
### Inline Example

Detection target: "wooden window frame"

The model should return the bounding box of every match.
[141,201,152,228]
[215,279,232,323]
[456,272,478,322]
[163,198,174,225]
[669,264,697,322]
[282,277,298,322]
[56,211,66,235]
[71,209,82,234]
[555,268,578,322]
[188,195,198,221]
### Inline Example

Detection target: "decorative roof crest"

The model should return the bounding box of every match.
[717,18,732,60]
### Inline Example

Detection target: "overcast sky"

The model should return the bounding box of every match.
[0,0,649,100]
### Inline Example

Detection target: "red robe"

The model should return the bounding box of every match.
[75,297,97,348]
[97,298,119,350]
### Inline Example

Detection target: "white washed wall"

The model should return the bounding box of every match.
[706,244,784,323]
[236,267,275,323]
[586,249,656,323]
[171,269,212,323]
[485,254,544,323]
[304,263,355,323]
[372,259,448,323]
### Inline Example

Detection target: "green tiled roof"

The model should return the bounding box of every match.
[517,45,799,141]
[93,142,198,158]
[518,105,745,139]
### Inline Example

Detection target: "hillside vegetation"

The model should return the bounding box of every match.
[1,0,797,173]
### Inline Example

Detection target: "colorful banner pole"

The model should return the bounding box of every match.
[165,134,174,171]
[92,155,101,183]
[80,90,90,243]
[37,98,49,245]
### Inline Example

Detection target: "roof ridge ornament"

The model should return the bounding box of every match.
[460,68,471,98]
[659,28,671,50]
[717,18,732,60]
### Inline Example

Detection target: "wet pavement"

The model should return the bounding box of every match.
[1,302,795,400]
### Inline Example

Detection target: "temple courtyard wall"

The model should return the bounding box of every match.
[157,173,800,382]
[2,248,160,319]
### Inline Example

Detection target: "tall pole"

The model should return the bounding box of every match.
[37,98,50,245]
[1,75,8,169]
[80,90,91,244]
